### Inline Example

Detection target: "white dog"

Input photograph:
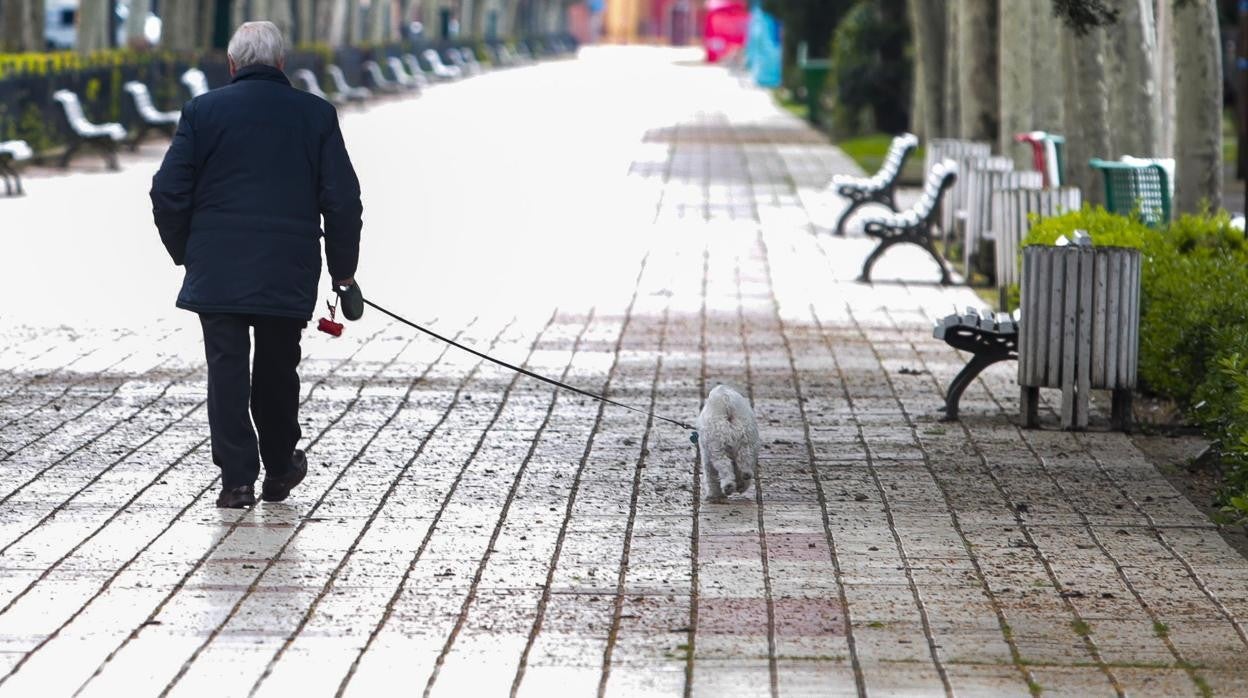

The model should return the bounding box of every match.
[696,384,760,501]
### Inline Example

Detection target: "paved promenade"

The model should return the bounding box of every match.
[2,47,1248,697]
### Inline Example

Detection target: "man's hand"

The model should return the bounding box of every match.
[335,279,364,321]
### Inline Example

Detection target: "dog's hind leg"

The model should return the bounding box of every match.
[735,441,757,493]
[700,440,725,501]
[718,449,739,497]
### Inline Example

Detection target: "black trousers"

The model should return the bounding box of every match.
[200,313,305,488]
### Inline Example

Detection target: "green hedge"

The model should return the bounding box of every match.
[1024,208,1248,518]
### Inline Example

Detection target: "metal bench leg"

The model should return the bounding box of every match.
[60,141,79,169]
[1020,386,1040,428]
[922,235,953,285]
[940,352,1011,422]
[858,237,897,283]
[832,197,867,237]
[101,142,119,171]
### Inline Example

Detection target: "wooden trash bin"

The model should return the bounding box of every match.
[1018,245,1141,430]
[963,169,1043,281]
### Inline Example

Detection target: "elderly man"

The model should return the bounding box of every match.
[151,21,363,508]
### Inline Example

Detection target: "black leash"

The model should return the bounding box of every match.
[362,298,700,439]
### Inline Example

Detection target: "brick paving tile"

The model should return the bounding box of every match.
[2,46,1248,697]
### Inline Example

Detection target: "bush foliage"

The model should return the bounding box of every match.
[1024,208,1248,516]
[826,0,910,135]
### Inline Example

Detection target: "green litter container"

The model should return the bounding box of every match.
[1089,158,1172,227]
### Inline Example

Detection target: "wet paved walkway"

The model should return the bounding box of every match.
[2,47,1248,697]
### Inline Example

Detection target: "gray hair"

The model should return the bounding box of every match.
[227,21,285,69]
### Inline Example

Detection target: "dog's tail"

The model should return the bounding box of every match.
[709,385,742,424]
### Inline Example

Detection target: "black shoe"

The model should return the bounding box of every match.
[217,484,256,509]
[262,449,308,502]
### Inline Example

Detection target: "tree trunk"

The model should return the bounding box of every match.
[77,0,111,52]
[460,0,476,37]
[1107,0,1159,157]
[956,0,997,142]
[1030,0,1064,135]
[997,0,1032,163]
[424,0,442,38]
[908,0,946,139]
[320,0,346,43]
[943,0,960,137]
[267,0,296,43]
[126,0,152,44]
[26,0,47,51]
[201,0,221,48]
[1174,0,1222,213]
[232,0,249,29]
[1061,24,1111,205]
[164,0,205,51]
[366,0,391,41]
[1156,0,1176,156]
[296,0,317,43]
[474,0,494,36]
[347,0,363,42]
[2,0,45,52]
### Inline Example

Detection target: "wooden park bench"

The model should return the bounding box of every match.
[388,56,427,91]
[293,69,340,104]
[403,54,434,85]
[423,49,462,80]
[122,81,179,150]
[182,68,209,98]
[857,159,958,285]
[468,47,490,69]
[933,307,1020,420]
[0,140,32,196]
[327,65,372,103]
[457,47,485,75]
[827,132,918,236]
[495,44,524,66]
[52,90,126,170]
[363,60,402,95]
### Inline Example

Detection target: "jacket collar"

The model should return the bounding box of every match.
[230,64,291,86]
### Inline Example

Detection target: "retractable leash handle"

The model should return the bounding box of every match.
[335,281,364,321]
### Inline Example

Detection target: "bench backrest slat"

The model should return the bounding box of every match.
[294,69,328,99]
[872,133,918,185]
[182,68,209,98]
[388,57,412,81]
[365,61,387,83]
[124,81,169,122]
[423,49,446,69]
[911,159,957,220]
[327,65,352,92]
[53,90,92,132]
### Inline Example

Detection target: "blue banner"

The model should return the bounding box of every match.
[745,2,782,88]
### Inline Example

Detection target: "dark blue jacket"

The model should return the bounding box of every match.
[151,64,362,321]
